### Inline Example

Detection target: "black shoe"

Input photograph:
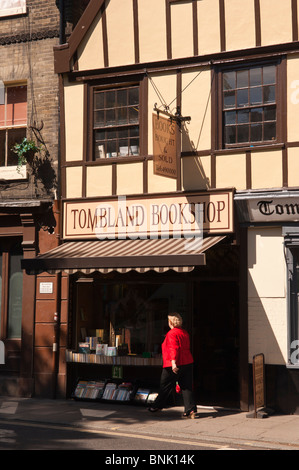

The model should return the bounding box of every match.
[148,407,162,412]
[182,409,196,419]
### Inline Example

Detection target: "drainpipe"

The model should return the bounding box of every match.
[52,272,61,399]
[59,0,65,45]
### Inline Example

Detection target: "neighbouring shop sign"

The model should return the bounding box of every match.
[235,192,299,223]
[153,113,177,179]
[63,190,234,239]
[0,0,26,17]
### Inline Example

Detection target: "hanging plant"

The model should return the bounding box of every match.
[12,137,40,170]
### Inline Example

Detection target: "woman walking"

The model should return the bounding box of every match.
[149,313,197,418]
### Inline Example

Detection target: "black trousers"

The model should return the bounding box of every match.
[153,363,197,413]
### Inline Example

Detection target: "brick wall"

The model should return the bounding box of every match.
[0,0,89,201]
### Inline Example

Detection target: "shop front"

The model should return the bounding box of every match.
[23,189,242,408]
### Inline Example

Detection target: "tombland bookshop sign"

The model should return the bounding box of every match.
[63,191,234,240]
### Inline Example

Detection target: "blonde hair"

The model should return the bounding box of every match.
[168,313,183,328]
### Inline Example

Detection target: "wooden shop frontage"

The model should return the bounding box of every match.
[23,189,241,408]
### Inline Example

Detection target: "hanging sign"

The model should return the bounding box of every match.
[0,0,26,17]
[153,113,177,180]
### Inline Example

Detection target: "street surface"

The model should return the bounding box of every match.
[0,419,269,452]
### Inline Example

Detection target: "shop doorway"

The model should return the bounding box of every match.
[192,280,239,408]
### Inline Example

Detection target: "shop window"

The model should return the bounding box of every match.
[217,62,281,149]
[72,281,189,359]
[92,86,140,159]
[0,241,23,340]
[0,84,27,166]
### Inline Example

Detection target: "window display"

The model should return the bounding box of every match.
[67,281,189,367]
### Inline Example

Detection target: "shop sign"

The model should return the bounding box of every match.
[63,190,234,240]
[238,194,299,223]
[153,113,177,179]
[0,0,26,17]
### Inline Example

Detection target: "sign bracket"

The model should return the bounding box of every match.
[153,104,191,126]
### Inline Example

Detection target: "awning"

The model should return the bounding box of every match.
[21,236,226,275]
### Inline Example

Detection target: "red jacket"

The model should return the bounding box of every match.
[162,327,193,368]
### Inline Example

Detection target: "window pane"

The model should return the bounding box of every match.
[129,138,139,155]
[7,250,23,339]
[7,128,26,166]
[250,68,262,87]
[224,111,236,125]
[223,71,235,90]
[237,89,249,107]
[117,89,127,107]
[251,107,263,122]
[250,86,262,105]
[6,86,27,126]
[263,65,276,85]
[225,126,236,144]
[94,110,105,127]
[223,90,235,108]
[94,92,104,109]
[106,109,116,126]
[129,88,139,105]
[0,130,5,166]
[106,90,116,108]
[129,106,139,124]
[251,123,262,142]
[237,124,249,142]
[237,109,249,123]
[263,85,275,103]
[264,106,276,121]
[237,70,248,88]
[264,122,276,140]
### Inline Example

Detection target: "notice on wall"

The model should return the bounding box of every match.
[0,0,26,17]
[153,113,177,180]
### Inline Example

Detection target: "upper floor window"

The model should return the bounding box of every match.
[221,63,278,148]
[93,85,139,159]
[0,0,26,18]
[0,84,27,166]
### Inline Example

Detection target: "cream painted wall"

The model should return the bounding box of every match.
[288,147,299,187]
[181,68,211,152]
[216,153,247,190]
[148,72,177,155]
[197,0,221,55]
[138,0,167,63]
[86,166,113,197]
[182,156,211,191]
[77,10,104,71]
[248,227,287,364]
[224,0,255,51]
[116,162,143,195]
[147,160,177,193]
[251,150,282,189]
[287,55,299,144]
[64,81,84,162]
[171,2,193,59]
[66,166,83,198]
[106,0,135,67]
[260,0,292,46]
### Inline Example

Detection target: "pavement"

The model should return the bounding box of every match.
[0,397,299,450]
